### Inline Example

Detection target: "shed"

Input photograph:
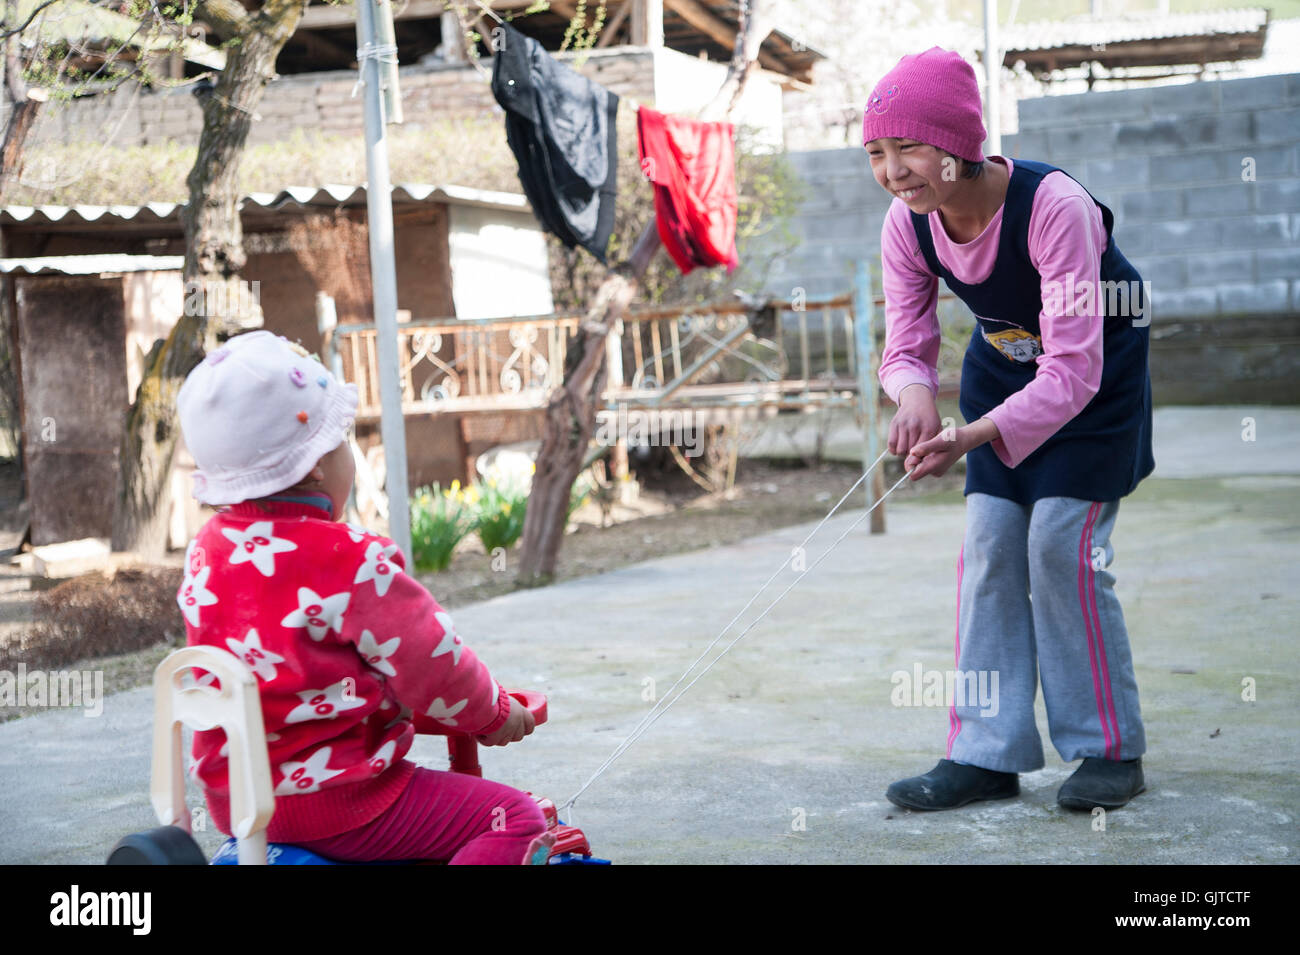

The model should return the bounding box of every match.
[1,255,185,547]
[1,184,554,547]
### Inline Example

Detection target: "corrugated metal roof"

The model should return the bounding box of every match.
[0,183,531,228]
[1003,7,1270,52]
[0,254,184,275]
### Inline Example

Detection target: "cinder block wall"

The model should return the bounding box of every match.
[1011,73,1300,325]
[761,146,892,303]
[761,73,1300,404]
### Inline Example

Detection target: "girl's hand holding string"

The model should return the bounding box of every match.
[889,383,942,459]
[906,418,1001,480]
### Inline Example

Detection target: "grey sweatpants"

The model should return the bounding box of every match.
[946,494,1147,773]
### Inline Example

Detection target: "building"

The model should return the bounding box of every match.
[1,183,554,546]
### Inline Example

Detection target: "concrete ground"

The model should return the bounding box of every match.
[1,407,1297,864]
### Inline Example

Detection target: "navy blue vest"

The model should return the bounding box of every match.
[911,159,1154,504]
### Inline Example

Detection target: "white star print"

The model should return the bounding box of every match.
[280,587,350,641]
[221,521,297,577]
[368,740,397,775]
[177,566,218,626]
[345,522,372,543]
[225,629,285,682]
[357,630,400,677]
[431,611,463,666]
[284,680,368,724]
[354,540,401,597]
[275,746,345,796]
[425,697,468,727]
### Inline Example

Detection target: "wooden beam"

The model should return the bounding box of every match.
[596,1,632,48]
[662,0,784,73]
[631,0,663,48]
[439,9,467,63]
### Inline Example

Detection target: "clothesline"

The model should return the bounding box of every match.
[471,0,502,26]
[363,12,739,269]
[460,2,648,114]
[446,0,749,120]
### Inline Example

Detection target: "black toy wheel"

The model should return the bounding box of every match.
[107,826,208,865]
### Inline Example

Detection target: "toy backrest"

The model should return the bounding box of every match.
[152,646,275,866]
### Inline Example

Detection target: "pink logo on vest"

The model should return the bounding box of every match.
[867,85,899,115]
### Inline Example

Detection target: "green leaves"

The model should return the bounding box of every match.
[409,482,476,572]
[473,478,528,553]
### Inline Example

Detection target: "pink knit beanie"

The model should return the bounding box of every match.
[862,47,986,163]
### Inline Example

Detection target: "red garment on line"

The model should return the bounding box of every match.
[636,106,739,275]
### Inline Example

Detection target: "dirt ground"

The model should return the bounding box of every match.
[426,455,962,608]
[0,456,962,722]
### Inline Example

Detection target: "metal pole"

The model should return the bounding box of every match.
[356,0,411,560]
[375,0,404,125]
[983,0,1001,157]
[853,260,884,533]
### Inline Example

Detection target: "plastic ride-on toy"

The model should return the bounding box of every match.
[107,645,606,865]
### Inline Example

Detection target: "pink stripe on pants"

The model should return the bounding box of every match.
[946,545,964,757]
[1077,503,1115,759]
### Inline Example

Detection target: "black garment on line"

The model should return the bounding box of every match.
[491,22,619,263]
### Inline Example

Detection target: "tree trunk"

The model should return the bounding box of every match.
[0,4,47,201]
[515,1,768,586]
[0,7,51,481]
[112,0,309,556]
[514,264,639,584]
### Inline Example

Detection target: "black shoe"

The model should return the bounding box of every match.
[886,759,1020,811]
[1057,757,1145,810]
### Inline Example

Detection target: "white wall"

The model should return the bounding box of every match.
[122,270,185,402]
[652,46,785,151]
[446,206,554,319]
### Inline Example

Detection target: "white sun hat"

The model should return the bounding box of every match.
[177,330,359,506]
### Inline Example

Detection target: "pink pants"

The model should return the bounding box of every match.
[294,766,548,865]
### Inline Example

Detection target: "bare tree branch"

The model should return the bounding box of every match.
[196,0,253,42]
[0,0,67,41]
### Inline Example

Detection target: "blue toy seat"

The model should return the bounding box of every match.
[211,838,407,865]
[211,837,609,865]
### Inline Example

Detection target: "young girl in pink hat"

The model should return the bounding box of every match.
[863,48,1154,812]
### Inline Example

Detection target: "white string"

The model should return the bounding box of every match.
[561,456,913,813]
[471,0,504,24]
[352,42,400,97]
[562,451,884,793]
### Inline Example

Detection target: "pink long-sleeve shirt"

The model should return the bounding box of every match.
[877,157,1109,468]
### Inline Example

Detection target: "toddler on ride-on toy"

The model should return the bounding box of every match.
[174,330,551,864]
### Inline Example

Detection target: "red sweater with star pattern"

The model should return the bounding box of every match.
[176,498,511,843]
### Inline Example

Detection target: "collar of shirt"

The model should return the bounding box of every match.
[222,494,335,521]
